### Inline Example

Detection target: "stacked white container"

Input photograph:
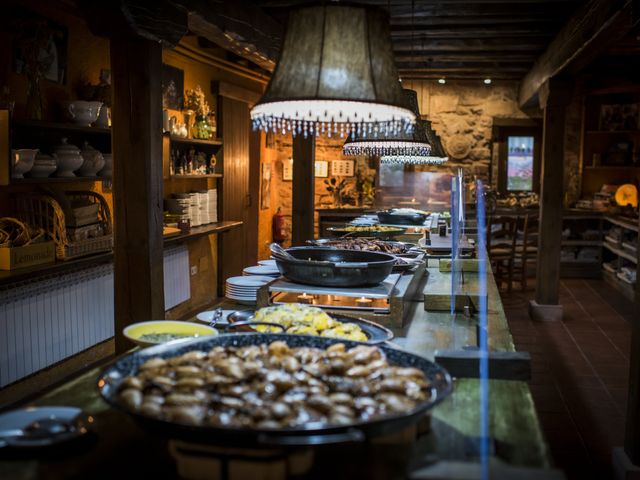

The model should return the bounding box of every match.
[208,189,218,223]
[188,193,200,226]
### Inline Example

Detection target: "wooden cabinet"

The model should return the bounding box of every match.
[581,89,640,198]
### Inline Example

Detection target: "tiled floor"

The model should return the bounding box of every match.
[501,279,635,480]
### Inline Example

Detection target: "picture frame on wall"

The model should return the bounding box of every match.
[331,160,355,177]
[599,103,640,131]
[162,64,184,110]
[12,10,68,85]
[315,161,329,178]
[283,158,293,181]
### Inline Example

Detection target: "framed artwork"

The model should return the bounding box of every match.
[599,103,640,131]
[315,160,329,178]
[162,64,184,110]
[283,158,293,181]
[12,10,68,84]
[331,160,355,177]
[261,162,271,209]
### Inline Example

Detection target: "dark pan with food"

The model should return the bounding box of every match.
[310,238,416,255]
[377,209,428,226]
[98,333,452,447]
[272,247,396,287]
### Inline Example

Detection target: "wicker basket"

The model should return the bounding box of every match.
[16,191,113,260]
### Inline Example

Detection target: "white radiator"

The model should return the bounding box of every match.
[0,264,114,388]
[163,245,191,310]
[0,247,192,388]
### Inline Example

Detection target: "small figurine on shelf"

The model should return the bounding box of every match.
[184,86,211,140]
[208,153,217,174]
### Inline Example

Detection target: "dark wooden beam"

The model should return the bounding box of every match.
[400,74,523,81]
[291,136,315,246]
[398,66,530,74]
[387,3,568,17]
[390,26,555,38]
[395,53,537,63]
[110,35,165,353]
[261,0,579,7]
[389,15,559,25]
[530,78,572,319]
[183,0,282,72]
[519,0,638,107]
[80,0,188,47]
[392,38,547,52]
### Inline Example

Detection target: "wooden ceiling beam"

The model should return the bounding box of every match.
[390,26,555,38]
[176,0,282,72]
[392,38,547,52]
[395,53,538,63]
[519,0,639,107]
[399,66,530,73]
[400,74,522,80]
[389,16,560,26]
[387,4,568,17]
[259,0,579,7]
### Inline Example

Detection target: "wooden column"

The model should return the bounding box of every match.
[529,78,572,322]
[292,135,315,245]
[218,95,250,292]
[110,36,165,353]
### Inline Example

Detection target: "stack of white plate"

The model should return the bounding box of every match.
[225,276,273,304]
[242,264,280,277]
[208,189,218,223]
[258,259,277,268]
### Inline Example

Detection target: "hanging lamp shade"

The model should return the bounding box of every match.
[343,89,431,156]
[380,119,449,164]
[250,4,415,137]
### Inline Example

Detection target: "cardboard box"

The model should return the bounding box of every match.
[0,241,56,270]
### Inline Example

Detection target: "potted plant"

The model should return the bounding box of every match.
[184,86,211,139]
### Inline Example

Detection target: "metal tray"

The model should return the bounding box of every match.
[226,310,394,344]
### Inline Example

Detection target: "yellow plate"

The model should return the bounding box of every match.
[123,320,218,348]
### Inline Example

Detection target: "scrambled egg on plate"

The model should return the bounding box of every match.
[253,303,368,342]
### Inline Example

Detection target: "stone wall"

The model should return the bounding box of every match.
[402,80,532,181]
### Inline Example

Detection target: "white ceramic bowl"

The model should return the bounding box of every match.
[98,153,112,178]
[53,138,83,177]
[11,149,38,179]
[122,320,218,348]
[77,142,105,177]
[63,100,103,126]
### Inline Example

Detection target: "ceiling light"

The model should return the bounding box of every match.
[484,78,492,85]
[438,78,446,84]
[343,89,431,157]
[250,4,415,138]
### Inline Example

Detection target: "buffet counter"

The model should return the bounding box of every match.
[0,262,551,478]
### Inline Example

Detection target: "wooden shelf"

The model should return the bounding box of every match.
[0,221,243,286]
[167,135,223,147]
[163,221,242,246]
[0,252,113,287]
[169,174,222,179]
[561,240,602,246]
[604,215,639,233]
[12,176,108,184]
[602,269,636,302]
[11,119,111,135]
[603,241,638,264]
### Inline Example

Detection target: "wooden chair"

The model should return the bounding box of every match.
[486,216,518,292]
[513,213,539,291]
